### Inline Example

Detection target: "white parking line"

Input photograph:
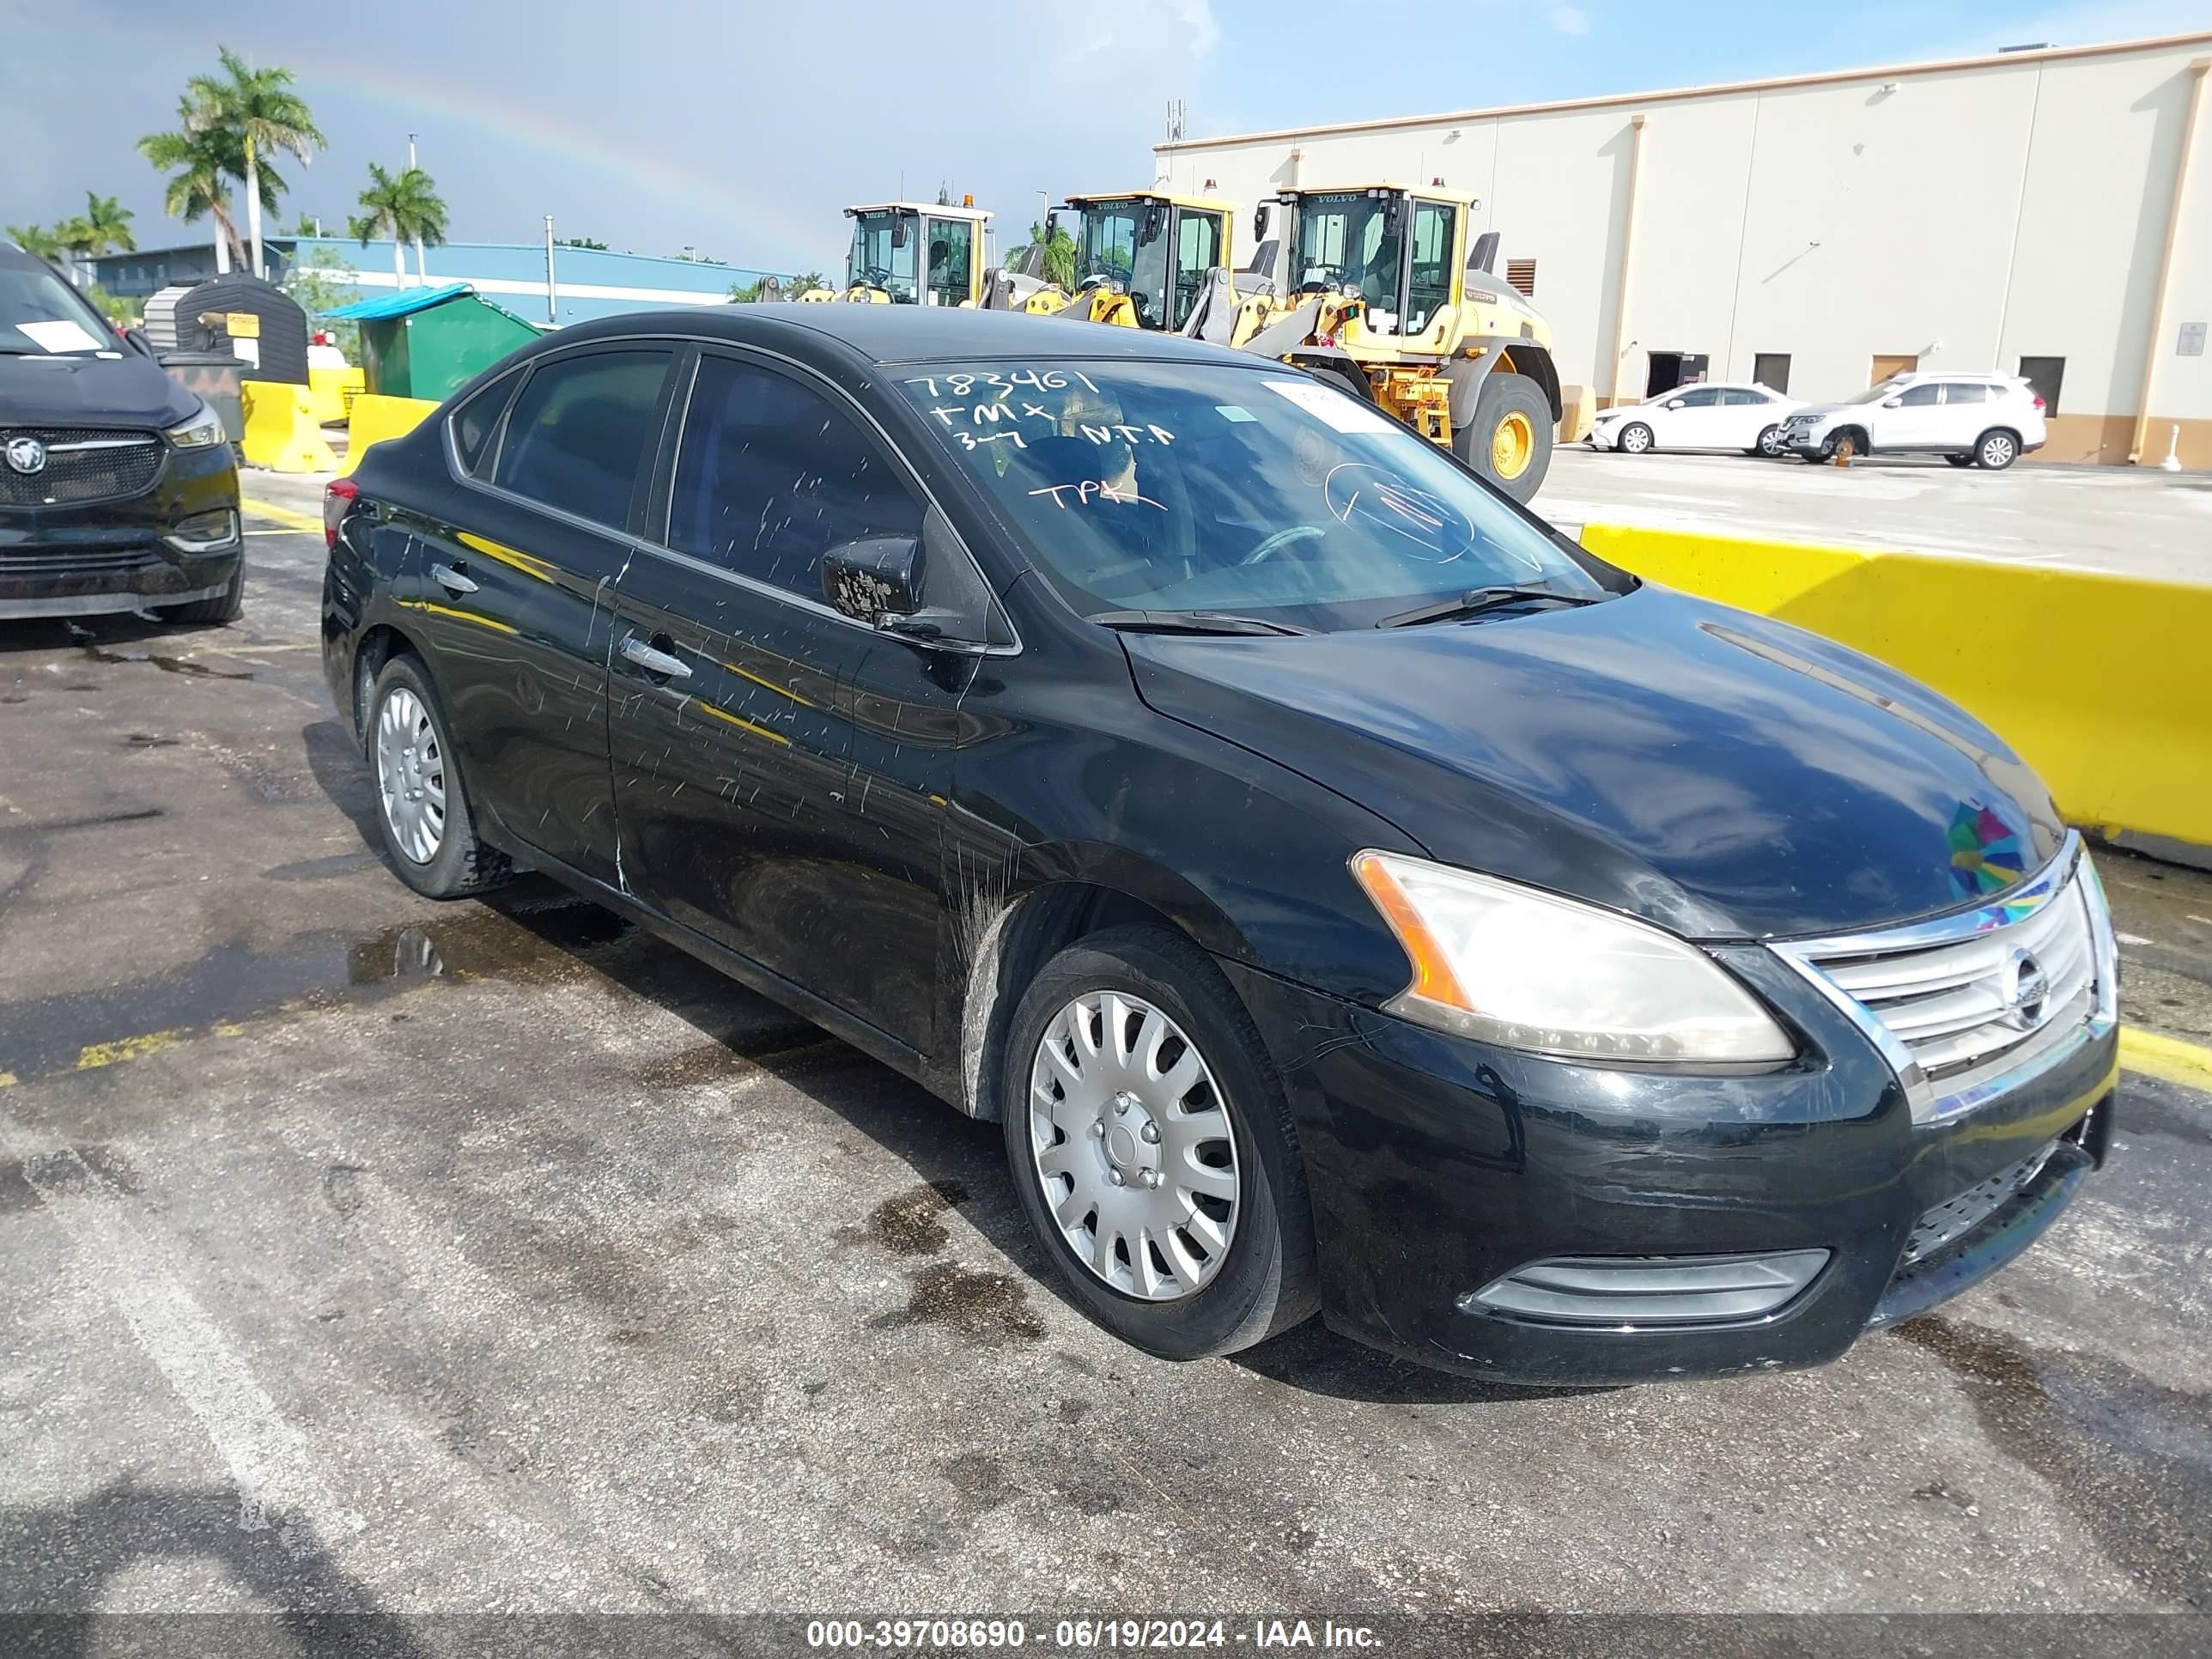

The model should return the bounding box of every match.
[0,1113,364,1552]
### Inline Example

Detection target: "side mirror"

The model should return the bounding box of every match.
[823,535,921,626]
[891,216,909,250]
[1046,208,1062,240]
[125,326,156,356]
[1881,398,1902,409]
[1665,398,1686,410]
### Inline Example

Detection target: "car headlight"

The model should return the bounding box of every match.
[166,404,225,449]
[1350,851,1794,1062]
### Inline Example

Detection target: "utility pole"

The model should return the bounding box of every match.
[544,215,558,325]
[407,132,427,286]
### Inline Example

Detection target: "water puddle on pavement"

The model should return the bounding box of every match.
[71,638,255,681]
[0,894,633,1085]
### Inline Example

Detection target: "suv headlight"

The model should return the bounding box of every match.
[166,404,225,449]
[1350,851,1794,1062]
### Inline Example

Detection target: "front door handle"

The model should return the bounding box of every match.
[431,562,478,594]
[619,635,692,679]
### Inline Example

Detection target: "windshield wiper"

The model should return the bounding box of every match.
[1089,609,1312,637]
[1374,585,1603,629]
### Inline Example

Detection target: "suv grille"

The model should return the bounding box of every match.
[1772,836,2115,1121]
[0,429,164,507]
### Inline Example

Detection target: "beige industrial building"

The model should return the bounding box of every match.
[1155,32,2212,467]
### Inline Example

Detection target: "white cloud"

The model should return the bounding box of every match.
[1547,3,1591,36]
[1178,0,1221,56]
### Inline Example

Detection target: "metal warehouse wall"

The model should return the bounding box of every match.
[1157,33,2212,466]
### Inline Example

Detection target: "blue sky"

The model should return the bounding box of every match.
[6,0,2209,274]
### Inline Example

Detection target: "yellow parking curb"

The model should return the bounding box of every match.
[2120,1027,2212,1093]
[241,497,326,536]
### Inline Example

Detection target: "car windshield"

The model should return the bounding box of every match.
[848,210,919,303]
[1844,380,1905,405]
[1077,202,1172,329]
[896,359,1609,633]
[0,262,116,356]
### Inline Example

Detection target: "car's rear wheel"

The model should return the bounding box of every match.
[1976,428,2021,470]
[156,559,244,625]
[366,654,510,899]
[1615,421,1654,455]
[1002,925,1318,1360]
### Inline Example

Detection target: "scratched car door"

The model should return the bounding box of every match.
[607,347,938,1040]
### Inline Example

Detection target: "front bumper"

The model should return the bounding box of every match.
[0,442,240,619]
[1222,948,2116,1386]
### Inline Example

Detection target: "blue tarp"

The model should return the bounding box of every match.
[324,283,474,321]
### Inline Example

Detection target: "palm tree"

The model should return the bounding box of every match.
[183,47,325,280]
[1018,219,1078,291]
[355,164,448,288]
[141,98,284,275]
[5,222,66,266]
[75,193,137,258]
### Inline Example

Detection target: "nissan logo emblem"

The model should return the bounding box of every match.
[2006,948,2050,1030]
[3,437,47,476]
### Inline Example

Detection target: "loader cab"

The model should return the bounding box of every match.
[842,201,992,306]
[1276,185,1474,338]
[1062,193,1235,331]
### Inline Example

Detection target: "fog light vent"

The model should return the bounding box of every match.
[1463,1249,1831,1328]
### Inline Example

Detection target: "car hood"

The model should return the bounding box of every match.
[1122,587,2064,940]
[0,350,198,428]
[1786,403,1851,421]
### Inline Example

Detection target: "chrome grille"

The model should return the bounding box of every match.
[1771,834,2118,1122]
[0,428,164,507]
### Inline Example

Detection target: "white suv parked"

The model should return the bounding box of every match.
[1778,373,2047,469]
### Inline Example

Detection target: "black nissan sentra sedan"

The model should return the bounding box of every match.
[1,242,243,623]
[320,306,2118,1385]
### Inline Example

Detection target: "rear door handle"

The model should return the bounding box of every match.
[431,562,477,594]
[620,635,692,678]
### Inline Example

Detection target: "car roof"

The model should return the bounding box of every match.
[1890,370,2020,381]
[545,302,1266,374]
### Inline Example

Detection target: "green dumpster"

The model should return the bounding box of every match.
[324,283,542,403]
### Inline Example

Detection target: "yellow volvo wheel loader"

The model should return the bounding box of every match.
[980,192,1237,331]
[800,200,994,307]
[1183,184,1560,502]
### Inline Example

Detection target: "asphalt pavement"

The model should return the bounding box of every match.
[1,477,2208,1653]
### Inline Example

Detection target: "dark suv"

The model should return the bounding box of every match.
[322,306,2118,1386]
[1,243,242,623]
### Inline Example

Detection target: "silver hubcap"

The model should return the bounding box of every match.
[1027,990,1240,1302]
[1761,428,1782,454]
[375,686,447,864]
[1984,435,2014,465]
[1623,427,1649,452]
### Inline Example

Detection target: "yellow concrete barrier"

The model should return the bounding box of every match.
[1580,525,2212,852]
[337,393,441,477]
[239,380,338,473]
[307,365,365,426]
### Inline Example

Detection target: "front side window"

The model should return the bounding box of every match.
[0,260,115,355]
[1897,384,1942,407]
[1406,202,1455,334]
[492,349,672,530]
[669,355,924,599]
[1673,386,1723,407]
[925,216,974,307]
[896,360,1606,635]
[848,210,919,302]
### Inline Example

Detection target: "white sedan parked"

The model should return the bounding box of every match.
[1588,383,1803,457]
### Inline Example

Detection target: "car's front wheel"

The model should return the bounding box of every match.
[157,559,244,625]
[1002,925,1318,1360]
[1753,424,1786,457]
[366,654,511,899]
[1945,453,1975,467]
[1615,421,1655,455]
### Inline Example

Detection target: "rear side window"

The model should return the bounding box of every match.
[492,349,672,531]
[450,373,520,476]
[1720,388,1765,405]
[667,354,923,599]
[1944,383,1990,404]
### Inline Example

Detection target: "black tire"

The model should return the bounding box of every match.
[364,654,511,900]
[1975,428,2021,471]
[1613,421,1655,457]
[1456,371,1555,500]
[1944,453,1975,468]
[1751,424,1784,458]
[156,557,244,625]
[1000,924,1319,1361]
